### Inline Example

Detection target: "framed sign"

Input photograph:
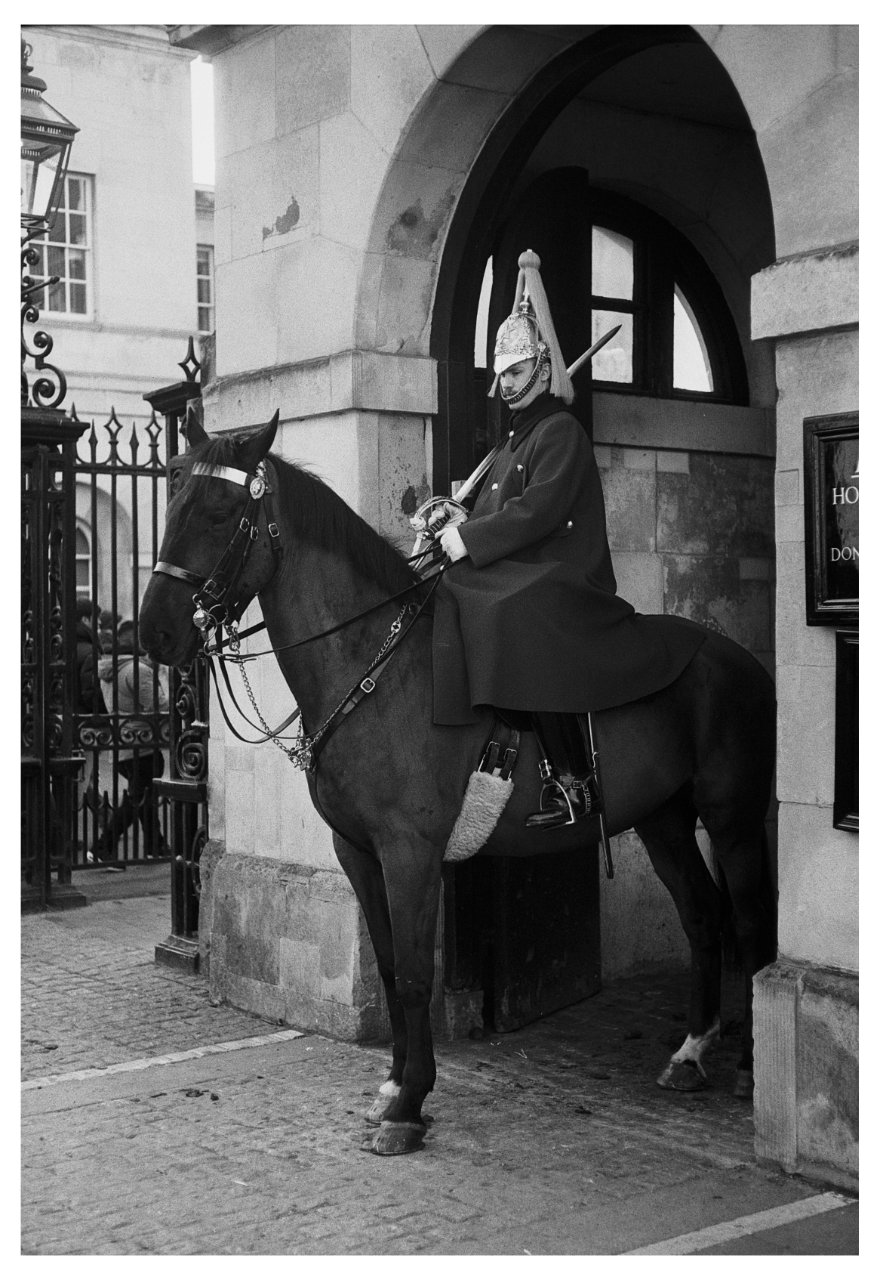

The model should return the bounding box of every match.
[804,412,859,626]
[833,630,858,832]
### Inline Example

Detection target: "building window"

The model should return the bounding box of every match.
[75,525,92,599]
[586,192,746,402]
[196,243,214,334]
[31,173,92,317]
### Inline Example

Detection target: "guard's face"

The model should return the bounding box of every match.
[498,358,550,409]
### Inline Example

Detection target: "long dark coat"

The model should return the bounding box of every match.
[432,393,705,724]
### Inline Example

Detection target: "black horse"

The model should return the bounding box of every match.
[140,410,777,1155]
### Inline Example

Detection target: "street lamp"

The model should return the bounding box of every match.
[21,37,78,235]
[21,36,78,412]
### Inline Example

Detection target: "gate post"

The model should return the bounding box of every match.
[21,406,88,912]
[144,346,206,970]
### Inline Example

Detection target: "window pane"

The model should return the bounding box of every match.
[592,227,633,301]
[47,245,65,277]
[68,249,86,280]
[47,279,65,311]
[69,213,87,246]
[67,177,85,211]
[591,310,632,383]
[673,285,713,392]
[70,282,87,314]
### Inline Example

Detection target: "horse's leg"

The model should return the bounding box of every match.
[698,813,777,1099]
[332,834,408,1126]
[634,788,725,1092]
[367,839,441,1156]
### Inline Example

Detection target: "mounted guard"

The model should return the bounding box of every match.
[426,249,706,830]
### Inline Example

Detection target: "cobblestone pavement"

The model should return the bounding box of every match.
[21,881,858,1256]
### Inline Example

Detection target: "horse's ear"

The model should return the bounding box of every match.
[237,410,279,474]
[184,400,208,448]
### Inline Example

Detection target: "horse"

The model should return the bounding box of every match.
[139,408,777,1157]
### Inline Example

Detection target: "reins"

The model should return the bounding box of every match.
[154,455,448,772]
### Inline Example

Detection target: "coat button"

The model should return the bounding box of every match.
[516,464,524,473]
[491,483,499,490]
[566,520,574,528]
[508,430,515,438]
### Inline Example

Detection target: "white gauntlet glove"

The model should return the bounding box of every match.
[439,526,469,562]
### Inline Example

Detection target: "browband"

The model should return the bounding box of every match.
[192,462,251,487]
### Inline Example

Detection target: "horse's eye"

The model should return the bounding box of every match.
[168,470,183,495]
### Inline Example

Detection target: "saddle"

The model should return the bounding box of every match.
[443,711,614,876]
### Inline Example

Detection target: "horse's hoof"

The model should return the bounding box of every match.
[364,1095,394,1126]
[657,1058,708,1092]
[733,1069,754,1099]
[367,1120,426,1156]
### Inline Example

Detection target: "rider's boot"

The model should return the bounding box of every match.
[525,713,595,829]
[525,762,593,829]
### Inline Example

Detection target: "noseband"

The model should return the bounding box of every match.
[154,460,281,634]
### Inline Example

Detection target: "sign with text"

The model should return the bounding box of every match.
[804,412,858,626]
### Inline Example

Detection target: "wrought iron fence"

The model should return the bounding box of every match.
[72,406,173,868]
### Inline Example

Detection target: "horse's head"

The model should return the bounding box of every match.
[139,405,279,667]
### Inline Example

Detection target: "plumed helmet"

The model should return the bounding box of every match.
[490,249,574,404]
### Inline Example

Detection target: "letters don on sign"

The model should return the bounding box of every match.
[804,412,859,627]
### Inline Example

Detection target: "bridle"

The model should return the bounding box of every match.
[155,459,282,635]
[153,456,444,771]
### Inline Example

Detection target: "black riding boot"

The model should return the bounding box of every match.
[525,713,594,830]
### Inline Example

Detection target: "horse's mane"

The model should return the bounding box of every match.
[193,436,417,592]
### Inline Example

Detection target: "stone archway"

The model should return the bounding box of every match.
[356,23,781,1026]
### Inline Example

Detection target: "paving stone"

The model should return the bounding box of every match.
[21,892,856,1255]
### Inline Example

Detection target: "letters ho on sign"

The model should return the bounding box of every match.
[804,412,859,627]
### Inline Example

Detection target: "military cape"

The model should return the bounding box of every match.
[432,393,705,723]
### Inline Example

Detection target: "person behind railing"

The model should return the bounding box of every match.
[92,620,170,863]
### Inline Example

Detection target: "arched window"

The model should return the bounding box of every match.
[474,182,748,407]
[585,191,746,402]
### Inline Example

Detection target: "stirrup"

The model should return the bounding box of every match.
[525,767,592,830]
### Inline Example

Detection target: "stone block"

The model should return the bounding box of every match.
[204,849,388,1040]
[752,244,858,341]
[275,25,350,133]
[775,542,835,667]
[214,30,277,159]
[377,413,431,550]
[775,468,800,507]
[593,394,773,457]
[657,454,774,558]
[656,451,690,474]
[797,969,859,1182]
[419,24,568,92]
[373,254,437,356]
[225,127,319,261]
[397,79,508,173]
[776,804,858,972]
[662,556,771,652]
[759,74,858,258]
[319,113,391,252]
[610,552,664,615]
[753,959,858,1190]
[372,160,461,261]
[350,25,433,155]
[602,466,656,553]
[776,664,835,806]
[709,25,837,137]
